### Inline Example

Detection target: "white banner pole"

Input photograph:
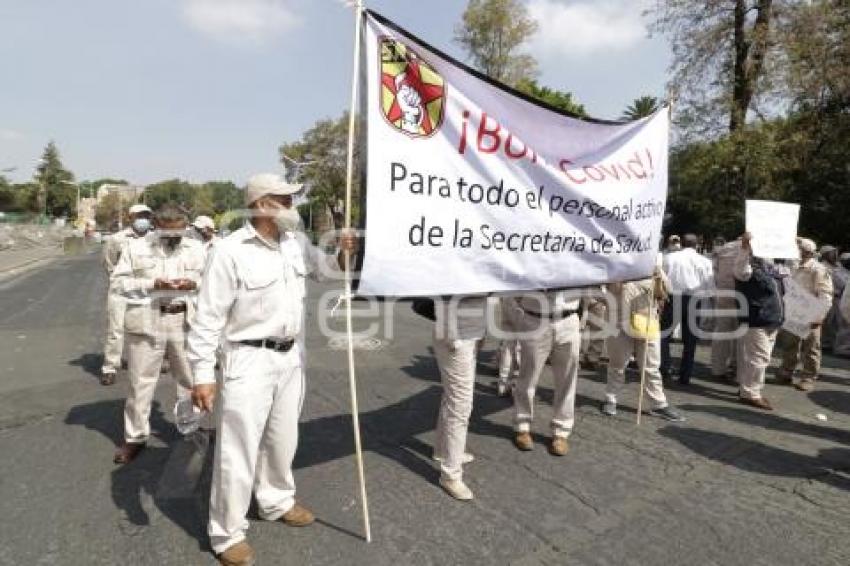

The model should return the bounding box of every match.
[342,0,372,543]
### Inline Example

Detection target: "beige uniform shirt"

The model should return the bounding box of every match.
[102,227,145,284]
[792,258,833,317]
[606,269,670,330]
[187,224,336,385]
[111,233,206,337]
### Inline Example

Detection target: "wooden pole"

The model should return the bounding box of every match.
[342,0,371,543]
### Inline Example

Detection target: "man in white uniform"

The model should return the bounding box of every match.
[187,173,356,566]
[101,203,152,384]
[509,291,583,456]
[661,234,714,384]
[192,215,218,255]
[111,204,206,463]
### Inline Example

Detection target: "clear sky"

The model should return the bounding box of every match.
[0,0,669,185]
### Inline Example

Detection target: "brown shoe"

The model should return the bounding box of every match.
[100,370,116,386]
[217,541,256,566]
[739,396,773,411]
[113,442,145,464]
[795,378,815,392]
[514,431,533,451]
[281,502,315,527]
[548,437,569,457]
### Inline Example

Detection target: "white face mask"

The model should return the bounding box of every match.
[272,206,301,233]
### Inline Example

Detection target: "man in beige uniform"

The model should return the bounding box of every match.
[111,204,206,464]
[187,173,356,566]
[711,239,742,380]
[602,267,685,422]
[101,203,152,385]
[432,296,486,501]
[509,291,583,455]
[776,238,832,391]
[733,233,786,410]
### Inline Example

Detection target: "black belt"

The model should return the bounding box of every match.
[239,338,295,352]
[521,308,581,320]
[160,304,187,314]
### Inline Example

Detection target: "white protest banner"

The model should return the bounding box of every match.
[355,10,669,297]
[782,278,831,338]
[745,200,800,260]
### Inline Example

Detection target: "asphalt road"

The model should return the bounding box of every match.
[1,250,849,565]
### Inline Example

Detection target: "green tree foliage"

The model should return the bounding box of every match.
[655,1,850,248]
[0,175,12,211]
[454,0,538,86]
[95,192,127,230]
[622,96,660,121]
[143,179,243,223]
[649,0,794,136]
[514,79,586,116]
[34,140,76,218]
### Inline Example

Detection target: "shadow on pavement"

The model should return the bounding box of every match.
[64,399,211,551]
[809,390,850,416]
[67,352,103,381]
[659,426,850,491]
[678,403,850,445]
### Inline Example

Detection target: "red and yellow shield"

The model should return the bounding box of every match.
[379,37,446,138]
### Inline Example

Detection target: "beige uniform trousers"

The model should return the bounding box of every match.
[124,312,194,443]
[103,290,127,373]
[209,343,304,555]
[737,327,778,400]
[605,332,668,409]
[778,327,822,380]
[710,295,739,377]
[513,314,581,438]
[433,337,477,481]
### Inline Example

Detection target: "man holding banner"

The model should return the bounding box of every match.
[432,297,487,501]
[602,269,685,422]
[510,291,583,454]
[188,173,356,565]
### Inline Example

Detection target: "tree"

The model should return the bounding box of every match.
[95,192,128,230]
[454,0,538,86]
[144,179,195,213]
[622,96,660,121]
[515,79,586,116]
[648,1,794,135]
[34,140,75,218]
[279,113,359,230]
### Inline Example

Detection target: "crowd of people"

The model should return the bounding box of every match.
[96,178,848,565]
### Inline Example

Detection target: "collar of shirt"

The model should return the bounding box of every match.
[244,221,288,250]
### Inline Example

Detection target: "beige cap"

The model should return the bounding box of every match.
[128,204,152,215]
[244,173,302,206]
[192,215,215,230]
[798,238,817,253]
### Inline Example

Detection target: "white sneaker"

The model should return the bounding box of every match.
[439,477,474,501]
[432,452,475,464]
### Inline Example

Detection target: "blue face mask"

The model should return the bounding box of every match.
[132,218,151,234]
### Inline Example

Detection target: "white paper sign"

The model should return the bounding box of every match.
[355,11,670,297]
[745,200,800,260]
[782,279,831,338]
